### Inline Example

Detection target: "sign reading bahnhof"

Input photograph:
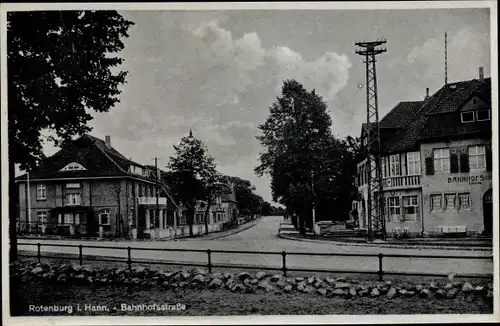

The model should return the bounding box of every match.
[447,174,492,185]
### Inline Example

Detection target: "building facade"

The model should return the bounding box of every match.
[17,135,178,239]
[354,72,492,237]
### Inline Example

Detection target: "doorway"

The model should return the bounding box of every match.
[483,189,493,234]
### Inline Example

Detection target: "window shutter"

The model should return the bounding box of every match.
[450,154,459,173]
[486,148,492,171]
[425,157,434,175]
[460,154,470,173]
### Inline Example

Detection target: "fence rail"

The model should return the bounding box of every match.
[17,242,494,281]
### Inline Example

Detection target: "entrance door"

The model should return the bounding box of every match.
[483,189,493,234]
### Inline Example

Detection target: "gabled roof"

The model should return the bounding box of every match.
[384,77,491,154]
[16,134,154,182]
[379,101,424,128]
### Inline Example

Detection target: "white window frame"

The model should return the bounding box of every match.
[36,211,48,225]
[402,196,418,221]
[476,110,491,122]
[458,193,471,210]
[65,193,81,206]
[433,148,450,173]
[60,162,86,171]
[387,197,401,222]
[389,154,401,176]
[65,182,81,189]
[99,209,110,225]
[460,111,475,123]
[63,213,73,224]
[406,152,421,175]
[468,145,486,171]
[36,184,47,200]
[431,194,442,211]
[444,193,456,210]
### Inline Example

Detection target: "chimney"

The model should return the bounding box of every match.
[479,67,484,81]
[105,135,111,148]
[425,88,430,100]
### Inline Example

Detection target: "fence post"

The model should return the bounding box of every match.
[378,253,384,281]
[207,249,212,273]
[78,244,83,266]
[37,243,41,263]
[281,251,287,276]
[127,247,132,270]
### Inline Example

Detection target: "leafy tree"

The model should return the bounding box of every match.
[167,131,218,237]
[7,10,134,262]
[256,80,333,232]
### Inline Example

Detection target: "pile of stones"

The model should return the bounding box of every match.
[10,261,493,300]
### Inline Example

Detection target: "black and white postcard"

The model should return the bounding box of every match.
[1,1,498,325]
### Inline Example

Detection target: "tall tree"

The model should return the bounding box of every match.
[7,11,134,262]
[167,131,218,237]
[255,80,333,231]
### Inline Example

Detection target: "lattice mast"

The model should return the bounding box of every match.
[355,40,387,242]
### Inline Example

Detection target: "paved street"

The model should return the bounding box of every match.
[18,216,493,276]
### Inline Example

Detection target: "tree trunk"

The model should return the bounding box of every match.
[204,203,211,235]
[9,154,18,262]
[188,208,194,237]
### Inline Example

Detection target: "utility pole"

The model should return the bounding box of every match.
[311,169,316,235]
[355,39,387,242]
[154,157,160,239]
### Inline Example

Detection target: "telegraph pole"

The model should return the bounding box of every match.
[154,157,160,239]
[355,39,387,242]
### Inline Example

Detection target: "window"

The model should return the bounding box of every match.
[431,194,442,211]
[36,211,47,224]
[461,111,475,123]
[65,193,81,206]
[402,196,418,221]
[36,184,47,200]
[389,154,401,176]
[60,162,86,171]
[458,193,471,210]
[63,213,73,224]
[199,213,205,224]
[433,148,450,173]
[381,158,386,178]
[99,209,110,225]
[179,214,186,225]
[387,197,400,221]
[406,152,421,175]
[129,183,134,198]
[445,194,456,210]
[469,145,486,171]
[476,110,490,121]
[65,183,81,189]
[74,213,80,225]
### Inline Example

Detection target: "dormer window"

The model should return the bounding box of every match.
[476,110,490,121]
[460,112,475,123]
[60,162,86,171]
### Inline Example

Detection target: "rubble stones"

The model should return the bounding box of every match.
[10,261,494,301]
[387,287,397,299]
[208,278,223,289]
[461,282,474,293]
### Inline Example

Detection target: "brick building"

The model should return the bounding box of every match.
[15,134,180,239]
[354,70,492,237]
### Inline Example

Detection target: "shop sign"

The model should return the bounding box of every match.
[447,174,492,185]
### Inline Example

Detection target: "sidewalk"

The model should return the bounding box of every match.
[175,218,261,241]
[278,227,493,251]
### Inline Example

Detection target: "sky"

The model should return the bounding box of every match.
[31,7,491,205]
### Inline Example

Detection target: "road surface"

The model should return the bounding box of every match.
[17,216,493,276]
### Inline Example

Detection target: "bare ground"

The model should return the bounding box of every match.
[12,280,493,316]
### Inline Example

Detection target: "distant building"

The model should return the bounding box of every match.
[353,69,492,237]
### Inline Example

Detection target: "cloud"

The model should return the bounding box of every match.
[406,27,490,82]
